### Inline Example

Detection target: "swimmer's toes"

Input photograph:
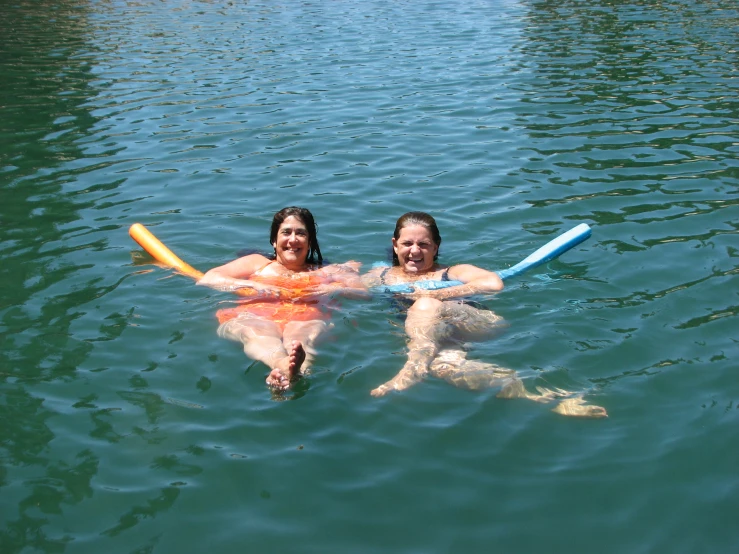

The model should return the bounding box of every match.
[266,368,291,390]
[288,341,307,378]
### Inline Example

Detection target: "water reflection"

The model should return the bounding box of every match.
[101,486,180,538]
[0,2,141,550]
[89,407,125,443]
[514,0,738,203]
[1,0,101,378]
[0,0,737,551]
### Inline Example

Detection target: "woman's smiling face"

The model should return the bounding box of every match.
[392,224,439,274]
[273,215,310,269]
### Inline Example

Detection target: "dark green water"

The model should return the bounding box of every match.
[1,0,737,552]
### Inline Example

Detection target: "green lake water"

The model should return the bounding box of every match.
[1,0,737,552]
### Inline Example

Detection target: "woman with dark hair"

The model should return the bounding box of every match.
[198,207,366,391]
[364,212,606,418]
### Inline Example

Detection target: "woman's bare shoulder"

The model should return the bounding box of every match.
[211,253,272,278]
[320,260,362,273]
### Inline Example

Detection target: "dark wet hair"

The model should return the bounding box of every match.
[392,211,442,266]
[270,206,323,265]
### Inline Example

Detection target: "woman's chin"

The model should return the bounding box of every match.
[402,264,425,274]
[278,254,307,267]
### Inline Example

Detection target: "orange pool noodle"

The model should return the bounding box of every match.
[128,223,267,298]
[129,223,204,280]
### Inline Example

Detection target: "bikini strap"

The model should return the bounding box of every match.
[252,258,275,276]
[379,266,391,285]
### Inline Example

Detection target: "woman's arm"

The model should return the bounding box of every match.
[360,266,385,289]
[196,254,281,295]
[309,262,371,300]
[410,264,504,300]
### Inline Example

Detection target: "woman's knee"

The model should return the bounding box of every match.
[408,297,443,316]
[219,317,281,342]
[283,319,330,343]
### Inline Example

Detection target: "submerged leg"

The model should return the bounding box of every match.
[552,397,608,418]
[423,302,509,390]
[497,379,608,418]
[429,349,516,390]
[218,317,306,390]
[428,345,608,418]
[282,319,330,372]
[263,319,329,390]
[497,378,555,402]
[372,298,450,396]
[437,302,506,342]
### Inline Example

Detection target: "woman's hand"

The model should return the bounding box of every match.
[329,261,362,273]
[398,265,503,300]
[298,282,344,301]
[199,275,285,298]
[248,282,284,298]
[318,262,371,300]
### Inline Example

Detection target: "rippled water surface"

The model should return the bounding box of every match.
[1,0,738,552]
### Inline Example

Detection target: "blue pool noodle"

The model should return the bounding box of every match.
[375,223,592,294]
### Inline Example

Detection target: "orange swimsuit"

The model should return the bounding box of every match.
[216,273,331,332]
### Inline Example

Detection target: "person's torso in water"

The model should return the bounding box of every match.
[376,265,451,287]
[251,260,362,300]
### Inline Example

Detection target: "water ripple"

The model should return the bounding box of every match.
[2,0,738,552]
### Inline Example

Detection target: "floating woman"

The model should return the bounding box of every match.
[363,211,607,418]
[197,206,368,390]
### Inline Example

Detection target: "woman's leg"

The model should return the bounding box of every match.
[259,318,330,389]
[372,297,450,396]
[427,341,608,418]
[429,348,516,390]
[373,300,607,417]
[218,317,304,389]
[497,379,608,418]
[421,302,508,390]
[282,319,332,372]
[438,301,506,342]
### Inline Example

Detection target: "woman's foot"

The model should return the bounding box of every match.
[266,341,306,390]
[552,397,608,418]
[497,381,607,418]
